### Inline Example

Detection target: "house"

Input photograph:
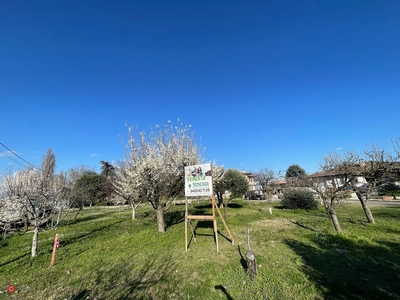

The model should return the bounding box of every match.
[307,169,367,199]
[269,178,286,195]
[242,171,257,191]
[242,171,265,199]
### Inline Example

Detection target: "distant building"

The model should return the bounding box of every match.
[242,171,257,191]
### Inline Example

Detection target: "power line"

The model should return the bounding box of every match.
[0,142,38,169]
[0,149,29,169]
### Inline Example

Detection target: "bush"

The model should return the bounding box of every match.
[281,188,319,210]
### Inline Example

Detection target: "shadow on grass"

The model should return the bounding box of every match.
[66,212,110,226]
[190,208,208,215]
[194,203,213,210]
[187,220,233,246]
[194,220,214,236]
[289,220,317,232]
[372,207,400,219]
[215,285,234,300]
[137,211,155,220]
[285,234,400,299]
[0,252,29,268]
[165,210,185,228]
[69,256,177,299]
[62,220,124,247]
[0,237,8,249]
[227,203,243,209]
[237,245,248,272]
[217,230,233,244]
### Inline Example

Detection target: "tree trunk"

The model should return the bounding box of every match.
[356,192,375,224]
[73,206,82,222]
[55,206,63,227]
[328,207,341,232]
[246,251,257,280]
[223,203,228,218]
[322,197,341,232]
[216,193,223,207]
[23,216,28,233]
[31,224,39,257]
[156,207,165,233]
[130,202,136,220]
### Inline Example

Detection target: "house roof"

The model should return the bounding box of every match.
[270,179,287,185]
[308,170,343,178]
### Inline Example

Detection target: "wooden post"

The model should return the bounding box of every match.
[185,197,188,251]
[50,234,59,268]
[215,204,234,244]
[211,194,219,252]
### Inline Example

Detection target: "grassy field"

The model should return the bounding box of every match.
[1,200,400,300]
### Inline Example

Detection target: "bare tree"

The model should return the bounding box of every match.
[254,168,276,200]
[324,142,400,225]
[302,174,345,232]
[305,140,400,232]
[120,122,202,232]
[2,149,59,256]
[322,150,376,223]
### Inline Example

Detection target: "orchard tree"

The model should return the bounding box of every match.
[321,141,400,227]
[303,142,400,232]
[1,148,60,256]
[322,150,376,224]
[113,161,143,220]
[254,168,276,200]
[302,171,348,232]
[120,121,202,232]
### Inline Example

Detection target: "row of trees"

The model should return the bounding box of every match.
[3,120,398,255]
[0,122,253,257]
[268,141,400,232]
[308,142,400,232]
[0,151,117,256]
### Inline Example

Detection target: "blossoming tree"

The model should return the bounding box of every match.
[116,121,203,232]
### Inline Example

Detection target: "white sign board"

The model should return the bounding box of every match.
[185,163,213,196]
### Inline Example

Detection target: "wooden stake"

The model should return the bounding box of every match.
[215,204,234,244]
[50,234,59,268]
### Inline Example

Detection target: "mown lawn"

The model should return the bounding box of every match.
[1,200,400,299]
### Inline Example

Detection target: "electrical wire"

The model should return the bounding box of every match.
[0,149,30,169]
[0,142,38,169]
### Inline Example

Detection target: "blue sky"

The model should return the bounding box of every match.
[1,0,399,177]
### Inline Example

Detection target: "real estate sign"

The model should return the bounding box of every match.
[185,163,213,196]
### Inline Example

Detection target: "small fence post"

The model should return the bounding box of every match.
[50,234,60,268]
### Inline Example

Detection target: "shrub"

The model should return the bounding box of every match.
[281,188,319,210]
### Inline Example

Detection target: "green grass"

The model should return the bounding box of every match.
[1,201,400,299]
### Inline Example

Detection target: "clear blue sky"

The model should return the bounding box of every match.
[1,0,399,177]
